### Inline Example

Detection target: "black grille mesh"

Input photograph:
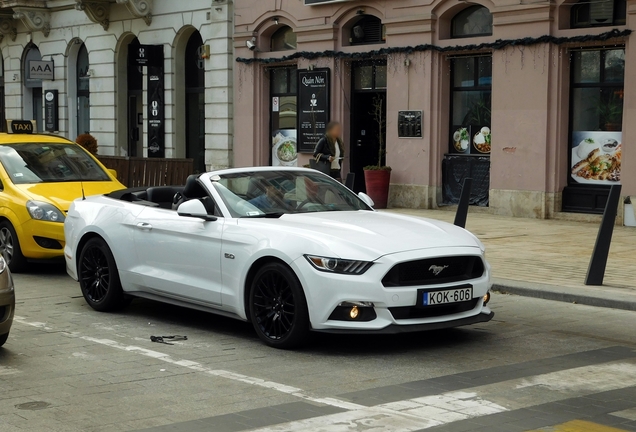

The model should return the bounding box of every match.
[382,256,484,287]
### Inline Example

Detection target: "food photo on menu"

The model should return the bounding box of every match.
[271,130,298,167]
[571,131,622,184]
[452,126,491,154]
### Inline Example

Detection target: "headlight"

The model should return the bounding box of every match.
[26,201,65,223]
[305,255,372,275]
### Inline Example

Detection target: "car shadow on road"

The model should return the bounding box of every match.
[121,298,494,355]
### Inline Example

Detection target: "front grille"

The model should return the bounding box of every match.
[382,256,484,287]
[389,299,479,320]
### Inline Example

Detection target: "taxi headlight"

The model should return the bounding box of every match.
[26,201,65,223]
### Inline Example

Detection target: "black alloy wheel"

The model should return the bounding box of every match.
[249,262,309,349]
[78,238,126,312]
[0,221,27,273]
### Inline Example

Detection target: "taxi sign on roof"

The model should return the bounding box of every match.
[7,120,36,134]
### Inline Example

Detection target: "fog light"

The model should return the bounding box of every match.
[483,292,491,305]
[349,306,359,319]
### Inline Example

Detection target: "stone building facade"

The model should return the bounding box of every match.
[0,0,233,172]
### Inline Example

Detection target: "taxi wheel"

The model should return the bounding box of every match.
[0,222,27,273]
[78,238,126,312]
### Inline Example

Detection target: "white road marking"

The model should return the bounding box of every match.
[516,362,636,393]
[13,315,52,331]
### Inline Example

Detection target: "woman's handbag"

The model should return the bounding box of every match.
[310,155,331,175]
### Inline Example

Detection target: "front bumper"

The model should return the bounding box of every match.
[314,311,494,334]
[18,219,65,260]
[0,272,15,337]
[291,246,493,333]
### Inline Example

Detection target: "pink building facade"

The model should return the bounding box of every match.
[233,0,635,220]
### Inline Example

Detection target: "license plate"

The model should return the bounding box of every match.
[421,286,473,306]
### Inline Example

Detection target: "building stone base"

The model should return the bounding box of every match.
[388,184,440,209]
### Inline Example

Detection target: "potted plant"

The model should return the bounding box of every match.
[363,95,391,209]
[597,94,623,131]
[76,133,98,155]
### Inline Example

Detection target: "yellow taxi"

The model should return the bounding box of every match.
[0,120,125,272]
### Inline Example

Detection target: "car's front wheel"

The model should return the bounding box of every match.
[249,262,310,349]
[78,238,127,312]
[0,332,8,347]
[0,221,27,273]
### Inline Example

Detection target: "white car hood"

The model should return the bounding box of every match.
[239,211,482,260]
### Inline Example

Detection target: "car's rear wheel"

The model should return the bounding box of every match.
[0,332,8,347]
[0,222,27,273]
[78,238,126,312]
[249,262,309,349]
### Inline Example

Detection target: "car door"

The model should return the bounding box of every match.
[133,205,224,305]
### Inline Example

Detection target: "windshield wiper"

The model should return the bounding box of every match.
[242,212,286,219]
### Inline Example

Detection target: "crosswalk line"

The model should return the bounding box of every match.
[247,361,636,432]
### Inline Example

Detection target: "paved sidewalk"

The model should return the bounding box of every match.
[385,208,636,310]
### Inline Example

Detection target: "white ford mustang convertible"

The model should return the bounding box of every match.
[65,167,493,348]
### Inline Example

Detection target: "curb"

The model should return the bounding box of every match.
[491,279,636,312]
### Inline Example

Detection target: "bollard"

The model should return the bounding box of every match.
[585,184,622,286]
[454,177,473,229]
[345,172,355,190]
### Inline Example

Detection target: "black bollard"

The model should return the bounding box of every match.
[585,184,622,286]
[345,172,355,190]
[454,177,473,229]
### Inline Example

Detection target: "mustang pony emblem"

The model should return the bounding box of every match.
[428,265,449,276]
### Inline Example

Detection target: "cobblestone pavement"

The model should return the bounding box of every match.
[1,265,636,432]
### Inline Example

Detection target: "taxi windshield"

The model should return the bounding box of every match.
[0,143,110,184]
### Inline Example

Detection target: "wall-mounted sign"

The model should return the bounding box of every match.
[297,69,330,153]
[28,60,54,80]
[44,90,59,132]
[398,111,423,138]
[134,45,164,67]
[147,46,165,158]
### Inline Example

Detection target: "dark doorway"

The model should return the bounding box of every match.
[127,38,143,157]
[185,31,206,173]
[350,61,387,192]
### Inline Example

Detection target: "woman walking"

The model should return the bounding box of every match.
[313,121,345,180]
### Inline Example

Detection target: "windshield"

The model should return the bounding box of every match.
[213,170,372,217]
[0,143,110,184]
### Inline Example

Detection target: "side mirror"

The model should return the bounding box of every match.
[358,192,375,208]
[177,199,217,221]
[108,169,118,178]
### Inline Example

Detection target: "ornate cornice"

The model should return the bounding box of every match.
[13,6,50,37]
[75,0,110,30]
[0,13,16,43]
[116,0,152,26]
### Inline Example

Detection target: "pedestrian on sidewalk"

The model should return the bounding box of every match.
[313,121,345,181]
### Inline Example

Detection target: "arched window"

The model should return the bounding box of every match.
[451,6,493,38]
[570,0,625,28]
[350,16,385,45]
[77,44,90,136]
[270,26,297,52]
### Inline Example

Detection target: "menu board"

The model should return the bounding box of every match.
[297,69,330,153]
[571,131,622,185]
[272,130,298,167]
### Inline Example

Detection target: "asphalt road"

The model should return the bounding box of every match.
[1,264,636,432]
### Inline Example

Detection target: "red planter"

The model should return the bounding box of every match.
[363,169,391,209]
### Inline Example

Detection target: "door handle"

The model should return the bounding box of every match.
[136,222,152,231]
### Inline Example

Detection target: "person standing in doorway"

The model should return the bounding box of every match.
[313,121,345,180]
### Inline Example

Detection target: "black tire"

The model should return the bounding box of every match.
[249,262,310,349]
[78,238,126,312]
[0,221,27,273]
[0,332,8,347]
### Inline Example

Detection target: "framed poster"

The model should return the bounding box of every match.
[570,131,621,185]
[272,130,298,167]
[297,69,330,153]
